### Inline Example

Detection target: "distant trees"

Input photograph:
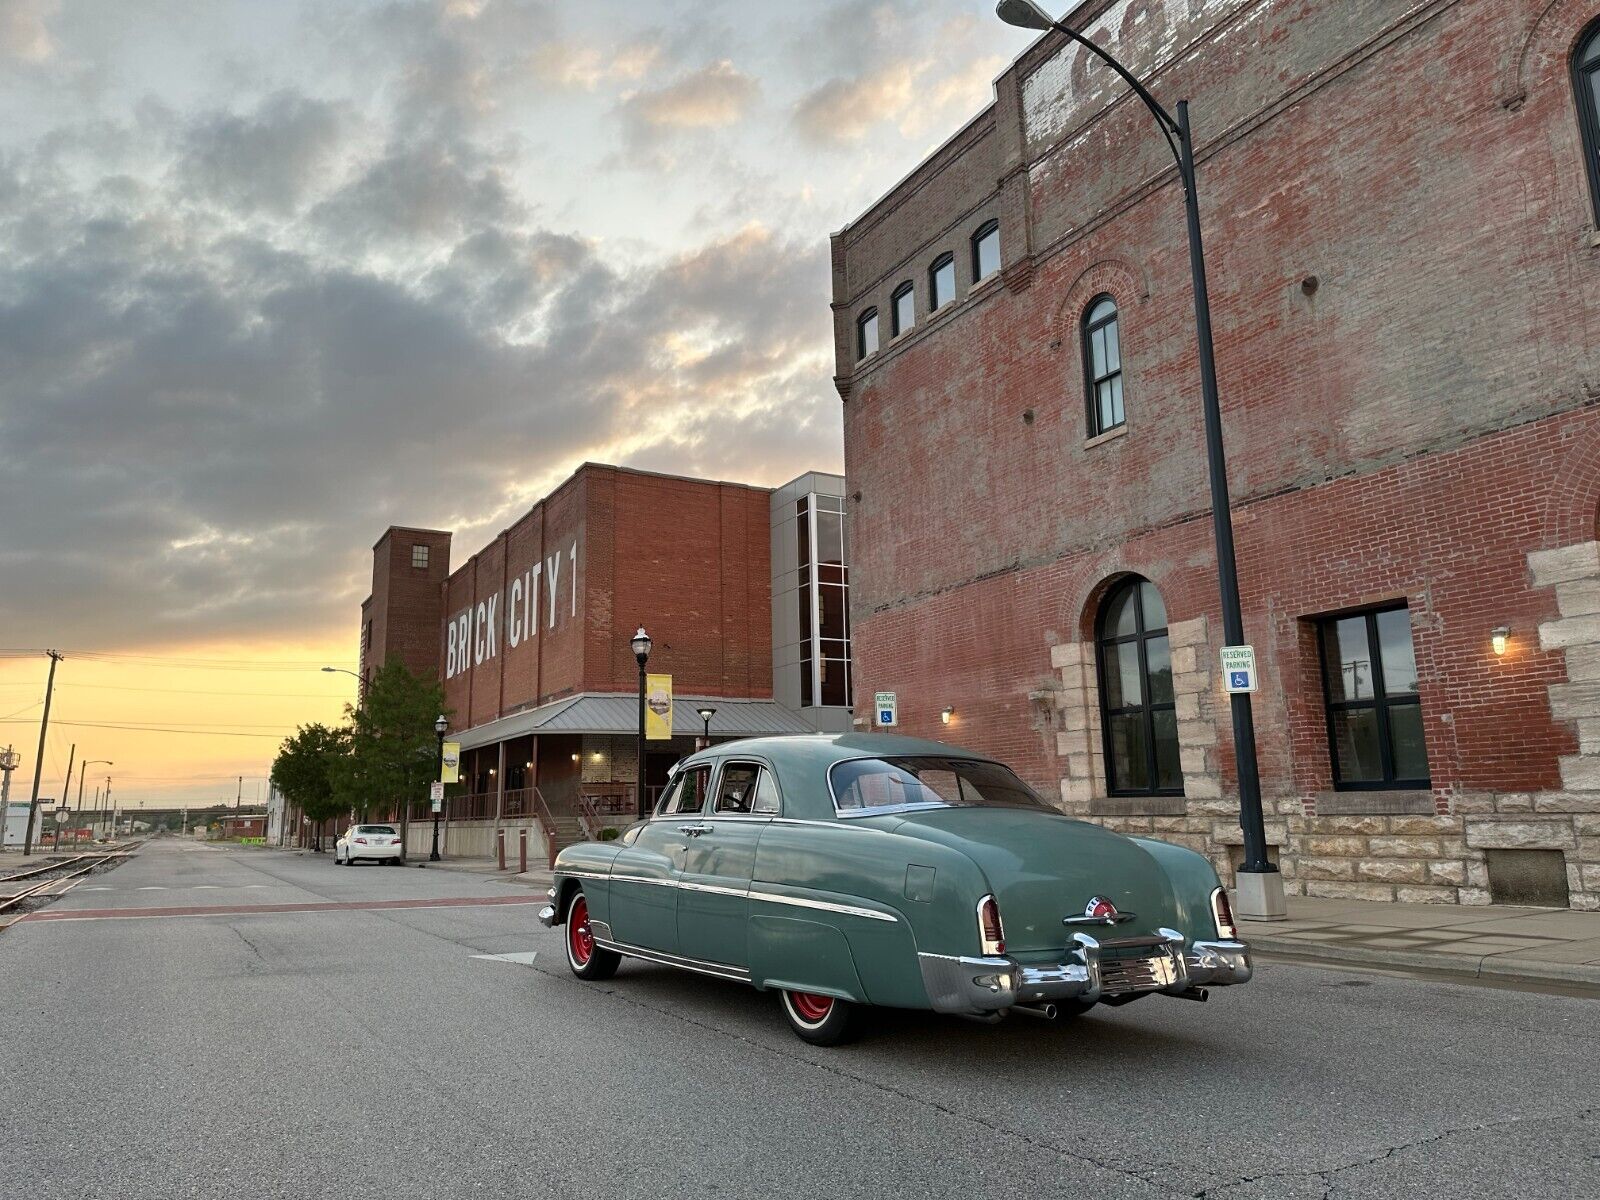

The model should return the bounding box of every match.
[273,661,448,856]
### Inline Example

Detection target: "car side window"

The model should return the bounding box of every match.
[660,766,711,816]
[714,763,777,815]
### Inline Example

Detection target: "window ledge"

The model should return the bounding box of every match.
[968,273,1002,300]
[1315,789,1433,815]
[1084,424,1128,451]
[1089,794,1186,816]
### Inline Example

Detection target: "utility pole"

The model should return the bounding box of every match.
[57,742,75,853]
[103,775,113,836]
[236,775,242,811]
[22,650,62,857]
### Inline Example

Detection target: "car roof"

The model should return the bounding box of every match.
[679,732,995,771]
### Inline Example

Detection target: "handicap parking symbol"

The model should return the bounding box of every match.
[1229,670,1251,690]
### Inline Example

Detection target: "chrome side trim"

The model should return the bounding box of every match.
[677,881,749,898]
[607,873,675,887]
[593,937,751,983]
[557,868,609,881]
[747,888,899,923]
[588,919,613,942]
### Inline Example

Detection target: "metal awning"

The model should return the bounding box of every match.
[454,693,814,752]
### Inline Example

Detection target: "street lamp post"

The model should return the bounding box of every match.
[430,714,447,862]
[996,0,1281,918]
[631,628,652,819]
[696,706,717,752]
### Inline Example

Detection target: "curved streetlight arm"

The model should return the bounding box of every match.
[1046,18,1183,172]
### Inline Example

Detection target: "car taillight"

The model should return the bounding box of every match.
[977,894,1005,956]
[1211,886,1238,941]
[355,837,368,845]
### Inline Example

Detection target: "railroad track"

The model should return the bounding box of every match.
[0,852,137,916]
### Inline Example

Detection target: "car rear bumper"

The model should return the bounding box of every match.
[918,931,1251,1015]
[347,844,403,859]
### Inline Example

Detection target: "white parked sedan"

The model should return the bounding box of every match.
[335,824,404,865]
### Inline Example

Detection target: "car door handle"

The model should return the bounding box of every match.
[678,823,712,837]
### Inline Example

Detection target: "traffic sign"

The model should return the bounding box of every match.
[429,781,445,812]
[1220,645,1258,694]
[874,691,898,727]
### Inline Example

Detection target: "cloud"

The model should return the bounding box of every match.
[792,63,917,147]
[533,38,662,90]
[175,92,346,216]
[0,0,57,61]
[615,59,759,157]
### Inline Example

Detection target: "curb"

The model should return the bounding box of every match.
[1250,935,1600,990]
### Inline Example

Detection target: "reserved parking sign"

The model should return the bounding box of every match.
[1220,645,1258,694]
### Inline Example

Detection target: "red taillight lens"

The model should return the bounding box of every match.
[1211,886,1238,941]
[978,894,1005,956]
[355,837,368,845]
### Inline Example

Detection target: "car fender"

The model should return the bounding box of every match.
[551,842,627,929]
[1129,837,1226,940]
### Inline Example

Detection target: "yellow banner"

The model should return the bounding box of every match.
[441,741,461,784]
[645,674,673,740]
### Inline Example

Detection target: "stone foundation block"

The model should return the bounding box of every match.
[1451,793,1496,814]
[1358,859,1427,884]
[1178,746,1209,775]
[1183,775,1222,799]
[1188,799,1237,818]
[1548,681,1600,720]
[1367,836,1441,857]
[1582,864,1600,890]
[1304,881,1395,902]
[1535,791,1600,813]
[1558,579,1600,616]
[1427,860,1468,886]
[1464,820,1577,849]
[1175,694,1200,721]
[1312,815,1389,835]
[1492,793,1535,813]
[1466,860,1490,887]
[1301,835,1370,856]
[1566,646,1600,682]
[1539,616,1600,650]
[1578,815,1600,835]
[1558,758,1600,792]
[1298,856,1356,880]
[1529,541,1600,587]
[1458,886,1493,905]
[1394,885,1460,904]
[1167,616,1208,647]
[1573,892,1600,911]
[1387,816,1455,835]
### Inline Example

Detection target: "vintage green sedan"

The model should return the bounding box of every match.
[539,733,1250,1044]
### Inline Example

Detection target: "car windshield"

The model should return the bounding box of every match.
[829,756,1053,814]
[357,825,396,835]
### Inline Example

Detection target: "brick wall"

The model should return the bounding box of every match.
[364,527,451,686]
[835,0,1600,907]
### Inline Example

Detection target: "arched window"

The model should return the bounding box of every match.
[1576,20,1600,223]
[1083,295,1124,435]
[856,308,879,360]
[971,219,1000,283]
[929,253,955,311]
[891,281,915,337]
[1096,577,1181,796]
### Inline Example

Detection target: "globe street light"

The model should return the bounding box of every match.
[631,628,652,819]
[995,0,1280,918]
[430,714,448,862]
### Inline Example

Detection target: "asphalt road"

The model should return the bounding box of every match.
[1,840,1595,1200]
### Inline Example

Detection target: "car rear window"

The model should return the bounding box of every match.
[357,825,397,835]
[829,757,1053,815]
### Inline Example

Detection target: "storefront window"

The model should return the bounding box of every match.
[1318,605,1428,789]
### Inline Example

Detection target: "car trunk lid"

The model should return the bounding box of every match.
[862,808,1182,952]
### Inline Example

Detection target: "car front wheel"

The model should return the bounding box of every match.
[780,990,862,1046]
[564,890,620,980]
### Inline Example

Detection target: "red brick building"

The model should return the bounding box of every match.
[361,463,848,860]
[832,0,1600,909]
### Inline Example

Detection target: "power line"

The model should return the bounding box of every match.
[0,720,293,739]
[0,649,358,673]
[0,682,349,699]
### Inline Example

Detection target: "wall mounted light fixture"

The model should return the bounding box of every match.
[1491,626,1510,656]
[940,706,955,725]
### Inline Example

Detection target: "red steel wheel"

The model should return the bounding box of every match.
[568,896,594,967]
[780,989,862,1046]
[789,991,833,1023]
[562,887,619,980]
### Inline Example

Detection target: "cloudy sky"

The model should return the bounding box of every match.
[0,0,1021,807]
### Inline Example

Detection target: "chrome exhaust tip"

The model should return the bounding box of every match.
[1012,1002,1059,1020]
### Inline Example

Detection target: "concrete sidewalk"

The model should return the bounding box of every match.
[413,854,554,891]
[1241,896,1600,989]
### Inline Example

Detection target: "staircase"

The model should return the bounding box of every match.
[529,787,586,867]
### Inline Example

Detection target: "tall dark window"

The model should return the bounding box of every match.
[797,494,851,709]
[971,220,1000,283]
[1576,20,1600,223]
[929,253,955,311]
[1318,606,1428,789]
[856,308,878,360]
[1097,578,1181,796]
[891,281,915,336]
[1083,296,1124,435]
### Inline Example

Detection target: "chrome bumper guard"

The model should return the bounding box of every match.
[537,887,558,929]
[919,930,1252,1015]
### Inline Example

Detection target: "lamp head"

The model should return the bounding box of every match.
[995,0,1057,33]
[697,706,716,722]
[1491,626,1511,657]
[940,706,955,725]
[631,626,652,663]
[435,714,449,735]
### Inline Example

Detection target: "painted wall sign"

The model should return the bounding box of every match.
[445,538,579,680]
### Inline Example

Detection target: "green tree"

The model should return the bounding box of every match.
[270,722,348,852]
[341,659,448,856]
